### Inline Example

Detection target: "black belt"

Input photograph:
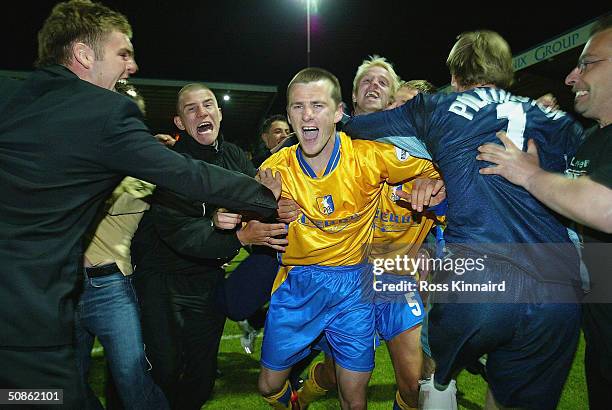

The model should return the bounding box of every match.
[84,263,120,278]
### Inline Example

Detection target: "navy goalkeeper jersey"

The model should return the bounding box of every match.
[344,87,585,285]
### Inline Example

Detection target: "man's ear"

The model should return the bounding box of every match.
[218,106,222,122]
[450,74,460,91]
[173,115,185,130]
[73,42,95,69]
[334,102,343,124]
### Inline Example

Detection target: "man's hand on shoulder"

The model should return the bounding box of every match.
[256,168,282,200]
[277,198,301,223]
[154,133,176,147]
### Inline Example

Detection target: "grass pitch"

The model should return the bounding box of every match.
[204,322,587,409]
[91,320,587,409]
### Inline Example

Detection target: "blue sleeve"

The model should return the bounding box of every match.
[344,104,414,139]
[536,114,585,173]
[343,94,433,160]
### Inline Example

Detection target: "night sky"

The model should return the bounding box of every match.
[3,1,610,116]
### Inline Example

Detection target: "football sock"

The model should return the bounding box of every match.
[263,380,293,409]
[298,361,328,408]
[393,389,417,410]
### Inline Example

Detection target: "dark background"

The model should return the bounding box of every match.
[2,1,610,147]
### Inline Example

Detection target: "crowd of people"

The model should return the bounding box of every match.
[0,1,610,409]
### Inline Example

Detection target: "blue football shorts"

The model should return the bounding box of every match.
[261,264,376,372]
[374,272,424,341]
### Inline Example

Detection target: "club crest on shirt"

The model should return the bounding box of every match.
[317,195,335,215]
[395,147,411,161]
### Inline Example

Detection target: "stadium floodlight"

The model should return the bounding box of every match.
[298,0,320,66]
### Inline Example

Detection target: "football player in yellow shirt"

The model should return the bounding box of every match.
[297,57,444,410]
[257,67,439,410]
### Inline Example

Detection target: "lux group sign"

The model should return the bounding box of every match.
[512,20,597,71]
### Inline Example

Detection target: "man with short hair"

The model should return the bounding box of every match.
[297,56,442,410]
[0,1,277,405]
[257,67,438,410]
[133,83,287,410]
[252,114,292,167]
[344,30,585,410]
[352,55,400,115]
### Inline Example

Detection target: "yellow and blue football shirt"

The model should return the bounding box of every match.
[261,131,438,266]
[372,181,444,261]
[260,131,438,289]
[259,131,438,371]
[370,180,445,341]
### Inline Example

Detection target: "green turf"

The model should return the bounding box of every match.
[89,318,588,409]
[156,321,585,409]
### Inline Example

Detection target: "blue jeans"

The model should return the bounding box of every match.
[74,271,168,410]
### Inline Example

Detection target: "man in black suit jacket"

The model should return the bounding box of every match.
[0,1,278,407]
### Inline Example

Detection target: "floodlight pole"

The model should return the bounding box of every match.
[306,0,311,67]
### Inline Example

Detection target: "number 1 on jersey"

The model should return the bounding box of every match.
[496,101,526,149]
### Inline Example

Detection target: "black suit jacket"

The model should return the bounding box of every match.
[0,65,277,346]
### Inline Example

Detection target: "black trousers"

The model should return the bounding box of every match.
[215,247,278,322]
[136,271,225,410]
[0,345,85,409]
[583,303,612,410]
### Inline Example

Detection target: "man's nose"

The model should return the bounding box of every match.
[303,106,314,120]
[371,78,383,88]
[197,105,209,116]
[565,67,579,86]
[127,57,138,75]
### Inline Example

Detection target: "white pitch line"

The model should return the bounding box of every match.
[221,333,263,341]
[90,334,261,356]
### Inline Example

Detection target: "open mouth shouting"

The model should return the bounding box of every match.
[365,90,380,100]
[574,90,589,103]
[197,121,214,134]
[301,126,319,143]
